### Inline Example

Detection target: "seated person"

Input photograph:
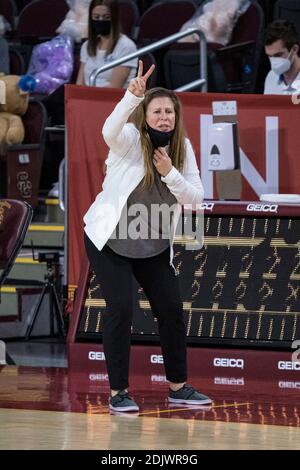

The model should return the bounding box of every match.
[264,19,300,95]
[76,0,137,88]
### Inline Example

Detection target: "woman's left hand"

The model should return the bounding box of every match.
[153,147,173,177]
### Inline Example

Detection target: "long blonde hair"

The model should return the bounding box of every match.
[87,0,120,57]
[131,88,187,188]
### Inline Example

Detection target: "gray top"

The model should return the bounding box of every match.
[107,169,177,258]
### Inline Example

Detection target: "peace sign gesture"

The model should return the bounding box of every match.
[128,60,156,97]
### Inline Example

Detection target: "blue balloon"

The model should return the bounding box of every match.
[18,75,37,93]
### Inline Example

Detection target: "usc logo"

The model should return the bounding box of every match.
[0,200,11,226]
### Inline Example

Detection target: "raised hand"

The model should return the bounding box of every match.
[153,147,173,177]
[128,60,155,97]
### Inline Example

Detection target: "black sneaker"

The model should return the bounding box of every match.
[109,390,139,412]
[168,384,212,405]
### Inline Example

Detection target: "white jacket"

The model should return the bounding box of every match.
[84,89,204,266]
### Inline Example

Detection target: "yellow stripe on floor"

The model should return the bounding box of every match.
[138,402,252,416]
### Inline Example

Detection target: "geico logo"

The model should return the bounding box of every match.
[278,361,300,370]
[214,377,244,386]
[151,375,167,382]
[213,358,244,369]
[246,203,278,213]
[88,351,105,361]
[89,373,109,381]
[278,381,300,389]
[199,202,214,211]
[150,354,164,364]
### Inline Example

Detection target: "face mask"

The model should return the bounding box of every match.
[147,125,174,148]
[269,55,291,75]
[91,19,111,37]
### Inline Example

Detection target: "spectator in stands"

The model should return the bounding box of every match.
[76,0,137,87]
[264,19,300,95]
[83,60,212,413]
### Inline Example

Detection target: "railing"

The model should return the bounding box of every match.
[89,28,207,92]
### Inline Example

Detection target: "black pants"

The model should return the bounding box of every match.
[84,233,187,390]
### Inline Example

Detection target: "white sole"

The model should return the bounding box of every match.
[110,410,139,417]
[109,404,139,412]
[168,403,212,410]
[168,397,212,405]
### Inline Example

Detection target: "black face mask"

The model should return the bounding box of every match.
[91,19,111,37]
[147,125,174,148]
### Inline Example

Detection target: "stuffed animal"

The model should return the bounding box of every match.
[56,0,91,42]
[0,75,29,154]
[179,0,250,45]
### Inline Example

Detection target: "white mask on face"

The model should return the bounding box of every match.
[269,53,292,76]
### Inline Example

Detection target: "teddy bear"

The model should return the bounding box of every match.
[0,75,29,155]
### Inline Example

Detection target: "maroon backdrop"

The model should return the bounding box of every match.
[66,85,300,293]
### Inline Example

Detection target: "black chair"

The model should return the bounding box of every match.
[0,0,17,32]
[217,0,264,93]
[139,52,157,88]
[136,0,197,86]
[0,198,33,362]
[16,0,69,42]
[164,1,264,93]
[119,0,140,39]
[274,0,300,39]
[136,0,197,46]
[12,0,69,70]
[14,0,31,14]
[9,46,25,75]
[257,0,277,25]
[0,198,33,290]
[164,45,227,92]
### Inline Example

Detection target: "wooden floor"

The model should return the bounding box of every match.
[0,352,300,450]
[1,407,300,450]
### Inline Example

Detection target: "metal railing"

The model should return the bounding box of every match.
[89,28,207,92]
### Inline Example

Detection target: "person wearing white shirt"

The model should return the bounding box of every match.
[264,20,300,95]
[76,0,137,88]
[84,61,212,413]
